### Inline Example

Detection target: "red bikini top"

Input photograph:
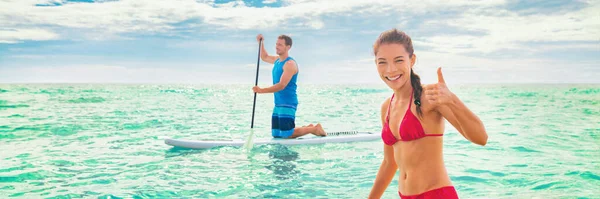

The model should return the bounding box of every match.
[381,91,442,145]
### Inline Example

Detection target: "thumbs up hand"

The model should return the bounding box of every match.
[424,67,454,107]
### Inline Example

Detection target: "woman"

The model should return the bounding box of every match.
[368,29,488,199]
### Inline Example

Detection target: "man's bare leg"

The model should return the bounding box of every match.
[302,124,314,128]
[288,123,327,138]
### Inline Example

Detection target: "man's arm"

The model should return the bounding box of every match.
[257,34,278,64]
[260,43,278,64]
[255,61,297,93]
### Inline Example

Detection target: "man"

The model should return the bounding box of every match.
[252,34,327,138]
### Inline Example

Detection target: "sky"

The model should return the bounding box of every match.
[0,0,599,84]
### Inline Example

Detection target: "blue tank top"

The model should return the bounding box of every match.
[272,57,298,106]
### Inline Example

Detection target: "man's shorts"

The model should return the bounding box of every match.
[271,105,296,138]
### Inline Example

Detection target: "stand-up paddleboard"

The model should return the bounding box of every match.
[164,131,380,149]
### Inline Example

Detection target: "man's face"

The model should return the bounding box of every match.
[276,39,289,55]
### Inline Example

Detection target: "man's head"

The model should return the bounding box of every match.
[276,35,292,55]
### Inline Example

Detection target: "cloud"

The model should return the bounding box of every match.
[166,40,256,51]
[2,0,594,57]
[0,28,60,43]
[307,20,324,29]
[0,0,512,42]
[416,0,600,54]
[0,0,597,85]
[2,0,595,43]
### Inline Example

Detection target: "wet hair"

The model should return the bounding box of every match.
[373,28,423,117]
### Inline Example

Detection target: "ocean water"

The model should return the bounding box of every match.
[0,84,599,199]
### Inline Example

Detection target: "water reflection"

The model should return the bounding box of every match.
[265,144,300,180]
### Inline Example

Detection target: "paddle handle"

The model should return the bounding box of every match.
[251,39,262,129]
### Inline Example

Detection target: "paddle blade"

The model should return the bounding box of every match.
[243,129,255,151]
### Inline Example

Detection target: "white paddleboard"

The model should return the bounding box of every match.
[164,131,380,149]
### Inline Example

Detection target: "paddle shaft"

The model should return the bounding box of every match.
[251,39,262,129]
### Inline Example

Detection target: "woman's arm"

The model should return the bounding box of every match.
[425,67,488,146]
[437,95,488,146]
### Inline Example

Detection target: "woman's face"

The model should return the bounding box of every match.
[375,43,415,91]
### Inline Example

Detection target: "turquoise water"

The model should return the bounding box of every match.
[0,84,599,199]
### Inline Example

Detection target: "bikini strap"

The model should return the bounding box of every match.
[386,94,394,122]
[408,89,414,109]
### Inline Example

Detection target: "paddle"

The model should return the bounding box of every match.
[243,38,262,151]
